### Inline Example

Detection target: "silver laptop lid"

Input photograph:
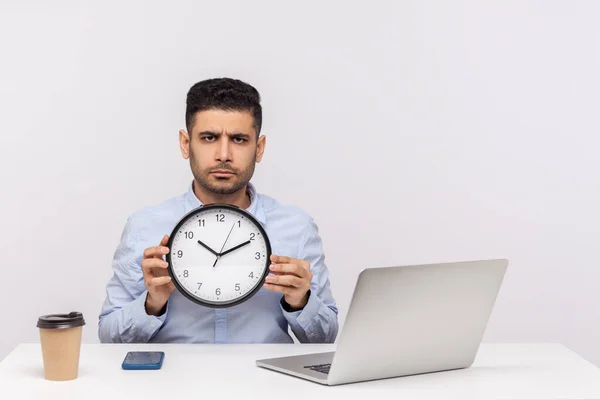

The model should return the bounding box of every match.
[326,259,508,385]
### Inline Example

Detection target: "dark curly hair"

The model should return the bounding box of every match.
[185,77,262,137]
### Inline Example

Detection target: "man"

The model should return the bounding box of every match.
[98,77,338,344]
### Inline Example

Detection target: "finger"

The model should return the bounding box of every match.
[269,263,308,278]
[160,235,169,246]
[141,258,169,272]
[147,275,172,289]
[263,283,295,296]
[270,254,310,271]
[143,245,170,259]
[270,254,293,264]
[145,235,170,258]
[264,274,304,288]
[167,280,175,292]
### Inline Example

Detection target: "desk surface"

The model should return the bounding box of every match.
[1,343,600,399]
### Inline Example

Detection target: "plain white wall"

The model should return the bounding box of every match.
[1,0,599,366]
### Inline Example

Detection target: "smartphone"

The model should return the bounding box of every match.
[121,351,165,370]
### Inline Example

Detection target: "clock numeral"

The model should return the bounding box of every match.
[250,233,255,240]
[197,282,202,290]
[185,231,194,239]
[177,250,183,258]
[255,252,261,260]
[216,214,225,222]
[199,219,205,227]
[235,283,240,291]
[216,288,221,296]
[237,220,241,227]
[183,270,189,278]
[249,272,254,278]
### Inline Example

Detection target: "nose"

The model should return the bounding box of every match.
[216,135,232,163]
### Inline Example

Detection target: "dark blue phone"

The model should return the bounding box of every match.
[121,351,165,370]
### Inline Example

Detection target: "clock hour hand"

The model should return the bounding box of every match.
[197,240,219,257]
[219,240,251,257]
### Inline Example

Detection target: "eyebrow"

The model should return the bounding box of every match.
[198,131,251,139]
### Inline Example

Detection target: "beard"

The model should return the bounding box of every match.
[189,148,256,195]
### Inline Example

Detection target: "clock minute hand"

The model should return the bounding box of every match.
[219,240,251,257]
[197,240,219,257]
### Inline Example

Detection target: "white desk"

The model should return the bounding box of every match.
[1,343,599,399]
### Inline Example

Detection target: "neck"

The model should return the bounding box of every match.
[192,181,251,209]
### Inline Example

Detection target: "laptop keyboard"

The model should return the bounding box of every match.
[304,363,331,374]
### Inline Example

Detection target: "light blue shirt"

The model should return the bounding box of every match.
[98,182,339,344]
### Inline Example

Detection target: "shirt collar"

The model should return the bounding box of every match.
[185,181,266,225]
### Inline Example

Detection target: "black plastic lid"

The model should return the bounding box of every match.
[37,312,85,329]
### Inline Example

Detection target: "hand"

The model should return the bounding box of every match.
[263,254,312,310]
[142,235,175,316]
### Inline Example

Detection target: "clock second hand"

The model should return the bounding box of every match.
[213,221,236,268]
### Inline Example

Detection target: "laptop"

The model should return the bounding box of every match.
[256,258,508,386]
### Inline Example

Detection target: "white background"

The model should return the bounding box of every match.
[1,0,598,367]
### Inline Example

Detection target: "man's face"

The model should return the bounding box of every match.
[179,109,265,196]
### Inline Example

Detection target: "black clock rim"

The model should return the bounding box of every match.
[166,203,272,309]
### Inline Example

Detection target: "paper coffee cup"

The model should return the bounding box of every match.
[37,311,85,381]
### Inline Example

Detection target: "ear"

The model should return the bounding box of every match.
[179,129,190,159]
[255,135,266,163]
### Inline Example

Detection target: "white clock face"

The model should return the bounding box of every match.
[168,205,271,307]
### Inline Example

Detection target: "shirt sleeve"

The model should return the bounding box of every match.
[97,215,169,343]
[281,217,339,343]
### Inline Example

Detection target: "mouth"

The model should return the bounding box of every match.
[210,170,235,178]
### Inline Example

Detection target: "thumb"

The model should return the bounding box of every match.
[160,234,169,246]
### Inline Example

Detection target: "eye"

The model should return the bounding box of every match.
[202,135,217,142]
[232,137,246,144]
